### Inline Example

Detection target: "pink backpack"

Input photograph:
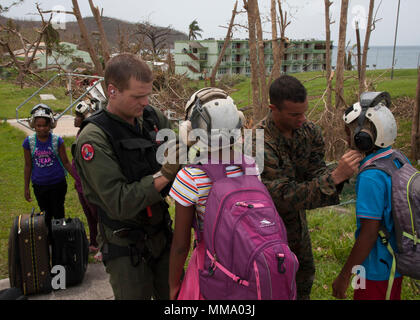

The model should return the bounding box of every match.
[190,159,298,300]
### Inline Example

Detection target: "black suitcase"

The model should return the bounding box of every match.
[51,217,89,287]
[8,209,52,295]
[0,287,27,300]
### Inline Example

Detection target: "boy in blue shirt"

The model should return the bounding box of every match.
[332,92,403,300]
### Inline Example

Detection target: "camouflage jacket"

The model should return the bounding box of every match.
[254,112,340,227]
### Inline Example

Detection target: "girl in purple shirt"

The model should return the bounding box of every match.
[23,104,75,228]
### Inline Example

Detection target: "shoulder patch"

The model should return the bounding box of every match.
[81,143,95,161]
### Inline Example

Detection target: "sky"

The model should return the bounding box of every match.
[3,0,420,47]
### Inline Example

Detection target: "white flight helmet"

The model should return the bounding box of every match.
[180,87,244,154]
[343,91,397,152]
[75,101,91,116]
[29,103,57,129]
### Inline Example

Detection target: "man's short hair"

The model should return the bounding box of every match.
[269,75,307,109]
[104,53,153,91]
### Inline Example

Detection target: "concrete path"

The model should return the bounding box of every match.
[0,263,114,300]
[7,115,79,137]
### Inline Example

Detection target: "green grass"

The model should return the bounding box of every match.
[0,70,83,120]
[1,70,419,299]
[308,207,420,300]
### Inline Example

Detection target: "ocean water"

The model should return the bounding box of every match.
[331,45,420,70]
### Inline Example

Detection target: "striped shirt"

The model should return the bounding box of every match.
[169,165,244,229]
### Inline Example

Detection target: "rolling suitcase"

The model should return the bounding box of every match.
[8,209,52,295]
[51,217,89,287]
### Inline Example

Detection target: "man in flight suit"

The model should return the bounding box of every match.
[74,53,179,299]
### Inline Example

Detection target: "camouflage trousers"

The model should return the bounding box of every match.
[105,247,170,300]
[283,210,315,300]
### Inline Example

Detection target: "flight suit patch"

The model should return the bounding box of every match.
[81,143,94,161]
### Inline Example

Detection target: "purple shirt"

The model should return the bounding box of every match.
[23,133,66,186]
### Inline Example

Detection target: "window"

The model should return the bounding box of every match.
[314,43,326,50]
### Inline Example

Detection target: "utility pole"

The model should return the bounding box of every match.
[390,0,401,80]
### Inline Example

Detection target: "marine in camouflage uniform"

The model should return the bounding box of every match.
[254,75,361,300]
[255,113,341,299]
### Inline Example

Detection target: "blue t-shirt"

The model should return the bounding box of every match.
[355,147,402,281]
[23,133,66,186]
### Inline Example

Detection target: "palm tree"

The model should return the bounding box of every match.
[188,19,203,40]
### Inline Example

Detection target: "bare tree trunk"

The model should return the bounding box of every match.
[324,0,333,110]
[72,0,104,77]
[411,67,420,161]
[270,0,281,82]
[335,0,349,109]
[277,0,289,76]
[244,0,261,123]
[166,51,174,75]
[210,0,238,87]
[88,0,111,63]
[360,0,375,93]
[255,0,268,120]
[355,21,362,98]
[269,0,290,85]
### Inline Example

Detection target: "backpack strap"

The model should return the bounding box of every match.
[206,249,250,287]
[51,133,66,175]
[378,226,397,300]
[29,133,67,176]
[28,133,37,158]
[359,149,408,175]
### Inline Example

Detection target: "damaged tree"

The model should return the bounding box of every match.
[210,0,238,87]
[324,0,334,110]
[135,22,172,61]
[269,0,290,84]
[334,0,349,109]
[359,0,380,94]
[255,1,268,117]
[88,0,111,64]
[411,68,420,161]
[0,4,51,87]
[243,0,261,122]
[71,0,104,76]
[244,0,269,122]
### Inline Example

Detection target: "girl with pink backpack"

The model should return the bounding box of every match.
[168,88,298,300]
